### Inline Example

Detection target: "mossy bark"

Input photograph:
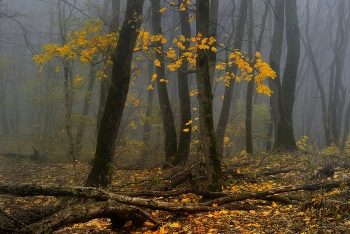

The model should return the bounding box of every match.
[196,0,222,192]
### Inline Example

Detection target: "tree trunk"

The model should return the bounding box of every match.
[275,0,300,148]
[175,0,192,165]
[196,0,222,192]
[330,0,349,145]
[245,0,268,154]
[85,0,144,188]
[341,100,350,150]
[96,0,119,135]
[58,0,75,161]
[208,0,218,86]
[301,0,331,146]
[151,0,178,163]
[268,0,285,149]
[141,57,155,167]
[245,0,254,154]
[74,63,97,156]
[216,0,248,156]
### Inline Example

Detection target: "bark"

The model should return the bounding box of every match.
[216,0,248,155]
[28,201,158,233]
[196,0,222,192]
[275,0,300,148]
[175,0,192,164]
[1,179,347,211]
[268,0,285,149]
[85,0,144,187]
[151,0,178,163]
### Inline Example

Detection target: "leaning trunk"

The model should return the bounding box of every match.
[85,0,144,187]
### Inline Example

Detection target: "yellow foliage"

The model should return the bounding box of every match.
[154,59,161,67]
[73,75,83,86]
[159,7,166,13]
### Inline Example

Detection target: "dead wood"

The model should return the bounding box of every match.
[0,208,35,233]
[0,205,61,231]
[154,169,192,191]
[259,168,295,177]
[114,187,225,199]
[26,201,160,233]
[202,179,347,206]
[0,178,347,232]
[0,184,253,212]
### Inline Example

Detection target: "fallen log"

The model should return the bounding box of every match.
[27,201,160,233]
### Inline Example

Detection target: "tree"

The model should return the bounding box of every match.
[268,0,285,149]
[245,0,268,154]
[196,0,222,192]
[85,0,144,187]
[151,0,178,164]
[275,0,300,148]
[301,0,331,146]
[216,0,248,155]
[175,0,192,164]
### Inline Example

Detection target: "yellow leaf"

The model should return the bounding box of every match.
[154,59,161,67]
[159,7,166,13]
[249,210,256,214]
[183,128,189,132]
[159,225,167,234]
[151,73,157,82]
[147,84,153,90]
[181,198,190,203]
[169,222,181,228]
[159,78,169,83]
[262,211,271,216]
[272,201,278,207]
[144,221,154,226]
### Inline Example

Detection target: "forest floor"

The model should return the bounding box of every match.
[1,149,350,233]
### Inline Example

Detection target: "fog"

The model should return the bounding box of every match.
[0,0,349,165]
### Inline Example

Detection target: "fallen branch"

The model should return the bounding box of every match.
[27,201,160,233]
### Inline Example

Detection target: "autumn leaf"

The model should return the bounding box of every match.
[169,222,181,228]
[159,7,166,13]
[154,59,161,66]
